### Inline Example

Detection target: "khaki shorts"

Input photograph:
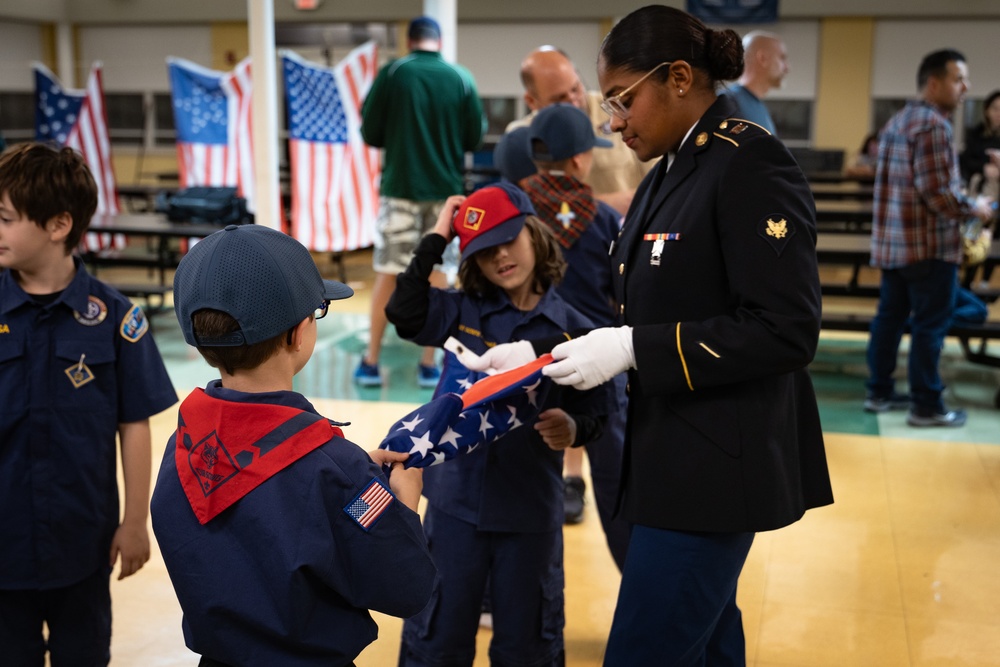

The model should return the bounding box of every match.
[372,197,459,275]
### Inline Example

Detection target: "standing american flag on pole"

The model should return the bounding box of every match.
[282,42,380,252]
[167,57,256,214]
[34,62,121,251]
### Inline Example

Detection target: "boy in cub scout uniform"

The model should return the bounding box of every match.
[0,142,177,666]
[151,224,435,667]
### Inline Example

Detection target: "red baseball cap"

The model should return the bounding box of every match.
[453,182,536,263]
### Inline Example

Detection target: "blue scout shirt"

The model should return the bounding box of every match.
[407,275,610,533]
[150,381,435,667]
[0,260,177,590]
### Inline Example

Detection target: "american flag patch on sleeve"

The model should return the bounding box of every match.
[344,478,394,531]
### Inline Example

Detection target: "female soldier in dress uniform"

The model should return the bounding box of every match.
[469,5,834,665]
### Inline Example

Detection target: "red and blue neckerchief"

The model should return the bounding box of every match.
[175,388,342,524]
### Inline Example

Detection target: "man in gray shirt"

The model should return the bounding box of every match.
[726,30,788,135]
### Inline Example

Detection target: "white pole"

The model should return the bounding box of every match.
[424,0,457,63]
[247,0,281,230]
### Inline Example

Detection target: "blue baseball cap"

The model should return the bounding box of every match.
[174,224,353,347]
[493,127,537,183]
[408,16,441,41]
[529,103,612,162]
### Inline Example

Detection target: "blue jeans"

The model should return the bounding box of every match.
[604,526,755,667]
[866,260,957,413]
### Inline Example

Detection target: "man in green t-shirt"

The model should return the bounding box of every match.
[358,16,485,389]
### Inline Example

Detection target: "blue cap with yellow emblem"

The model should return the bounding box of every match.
[173,224,353,347]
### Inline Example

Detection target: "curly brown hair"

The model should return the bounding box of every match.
[457,215,566,300]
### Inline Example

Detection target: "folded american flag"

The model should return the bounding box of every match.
[379,355,554,468]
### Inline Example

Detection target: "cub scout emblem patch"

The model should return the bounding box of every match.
[64,354,95,389]
[120,305,149,343]
[188,431,240,495]
[463,207,486,231]
[758,214,797,256]
[344,478,394,531]
[74,296,107,326]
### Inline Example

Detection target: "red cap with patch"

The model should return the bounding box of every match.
[453,182,536,263]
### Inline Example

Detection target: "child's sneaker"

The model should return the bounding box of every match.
[417,363,441,389]
[353,360,382,387]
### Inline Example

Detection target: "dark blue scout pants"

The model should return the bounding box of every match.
[604,526,755,667]
[0,566,112,667]
[399,505,564,667]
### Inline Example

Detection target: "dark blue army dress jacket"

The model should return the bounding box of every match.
[611,95,834,533]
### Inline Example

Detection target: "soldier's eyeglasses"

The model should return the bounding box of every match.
[600,61,673,120]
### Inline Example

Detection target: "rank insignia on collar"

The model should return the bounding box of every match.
[74,295,107,326]
[730,123,748,135]
[757,214,797,256]
[65,358,95,389]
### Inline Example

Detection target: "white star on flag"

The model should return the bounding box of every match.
[398,414,424,432]
[439,426,462,449]
[408,431,435,458]
[478,411,494,437]
[507,405,522,428]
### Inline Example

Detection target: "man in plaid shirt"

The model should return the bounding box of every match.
[865,49,996,427]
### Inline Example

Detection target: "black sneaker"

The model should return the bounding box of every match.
[863,392,911,413]
[906,409,967,427]
[563,476,586,525]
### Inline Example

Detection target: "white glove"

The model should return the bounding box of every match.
[543,327,635,390]
[460,340,537,374]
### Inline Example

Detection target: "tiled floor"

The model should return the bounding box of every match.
[97,250,1000,666]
